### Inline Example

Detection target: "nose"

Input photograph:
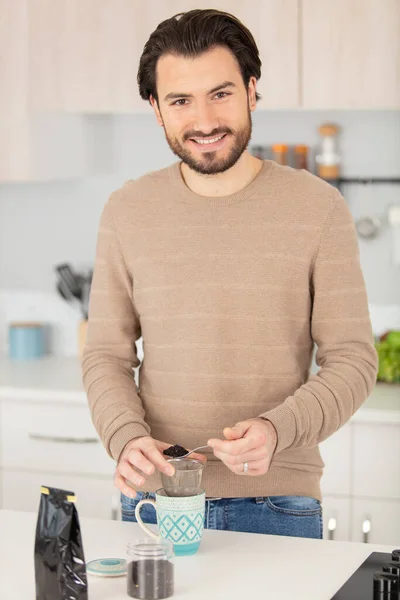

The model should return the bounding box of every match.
[191,100,219,136]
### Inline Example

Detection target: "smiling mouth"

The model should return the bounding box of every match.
[190,134,227,145]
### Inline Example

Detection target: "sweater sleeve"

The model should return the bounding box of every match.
[259,191,378,454]
[82,194,150,461]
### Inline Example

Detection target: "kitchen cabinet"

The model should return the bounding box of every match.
[0,396,118,520]
[0,0,30,181]
[351,498,400,546]
[4,0,398,138]
[30,0,299,113]
[30,0,173,113]
[30,0,398,112]
[0,0,86,181]
[322,497,351,542]
[320,413,400,544]
[0,400,115,475]
[352,422,400,500]
[302,0,400,109]
[200,0,300,109]
[319,423,352,497]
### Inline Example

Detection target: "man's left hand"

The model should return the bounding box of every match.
[207,418,278,476]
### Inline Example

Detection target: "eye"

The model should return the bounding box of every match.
[214,91,230,99]
[172,99,188,106]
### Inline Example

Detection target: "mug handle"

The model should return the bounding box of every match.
[134,499,160,539]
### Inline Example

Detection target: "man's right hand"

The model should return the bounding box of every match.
[114,436,176,499]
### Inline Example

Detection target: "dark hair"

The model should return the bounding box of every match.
[137,9,262,104]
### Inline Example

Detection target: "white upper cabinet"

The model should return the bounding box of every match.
[30,0,174,113]
[192,0,300,109]
[0,0,86,181]
[302,0,400,109]
[0,0,30,180]
[30,0,300,113]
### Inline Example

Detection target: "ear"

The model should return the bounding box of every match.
[248,76,258,112]
[150,95,164,127]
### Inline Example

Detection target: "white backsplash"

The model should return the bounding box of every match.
[0,289,398,357]
[1,110,400,355]
[0,290,81,356]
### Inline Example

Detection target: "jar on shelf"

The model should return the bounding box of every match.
[316,123,340,180]
[251,145,265,160]
[294,145,309,170]
[272,144,288,166]
[126,539,174,599]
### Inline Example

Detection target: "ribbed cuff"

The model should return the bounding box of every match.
[258,402,297,454]
[109,423,150,461]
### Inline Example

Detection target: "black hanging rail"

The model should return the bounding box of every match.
[322,177,400,194]
[332,177,400,185]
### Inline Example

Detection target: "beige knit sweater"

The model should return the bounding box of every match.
[82,160,378,501]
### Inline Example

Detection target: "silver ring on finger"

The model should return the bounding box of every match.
[243,461,249,474]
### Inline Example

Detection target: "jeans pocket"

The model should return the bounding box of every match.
[121,492,158,524]
[266,495,322,516]
[120,492,144,516]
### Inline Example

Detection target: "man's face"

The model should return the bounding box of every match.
[151,45,257,175]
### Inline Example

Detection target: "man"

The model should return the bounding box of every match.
[82,9,378,538]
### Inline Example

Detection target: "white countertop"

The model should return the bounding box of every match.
[0,509,396,600]
[0,356,87,402]
[0,356,398,423]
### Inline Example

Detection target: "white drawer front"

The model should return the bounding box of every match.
[0,400,115,476]
[321,496,351,542]
[351,498,400,546]
[319,423,352,496]
[353,423,400,499]
[1,469,119,520]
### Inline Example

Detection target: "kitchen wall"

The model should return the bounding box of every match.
[0,109,399,355]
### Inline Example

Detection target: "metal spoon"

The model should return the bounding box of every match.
[181,445,210,458]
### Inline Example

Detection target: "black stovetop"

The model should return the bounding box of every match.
[331,551,399,599]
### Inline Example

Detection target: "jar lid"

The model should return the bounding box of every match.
[319,123,339,136]
[294,145,308,153]
[272,144,288,152]
[9,322,43,328]
[86,558,127,577]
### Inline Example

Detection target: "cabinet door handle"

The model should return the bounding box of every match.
[327,516,337,541]
[29,433,99,444]
[362,518,371,543]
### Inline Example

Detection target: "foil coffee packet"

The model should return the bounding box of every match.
[34,486,88,600]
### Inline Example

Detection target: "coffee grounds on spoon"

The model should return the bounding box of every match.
[162,445,189,458]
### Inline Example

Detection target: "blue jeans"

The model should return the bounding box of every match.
[121,492,323,539]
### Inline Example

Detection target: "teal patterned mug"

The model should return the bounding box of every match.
[135,488,205,556]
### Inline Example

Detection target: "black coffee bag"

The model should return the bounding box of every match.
[34,486,88,600]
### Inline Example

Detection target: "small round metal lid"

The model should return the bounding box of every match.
[86,558,127,577]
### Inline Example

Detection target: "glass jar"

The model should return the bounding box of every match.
[294,145,309,170]
[126,539,174,599]
[272,144,288,166]
[316,123,340,180]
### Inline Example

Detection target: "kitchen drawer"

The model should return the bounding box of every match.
[321,496,350,542]
[352,423,400,499]
[0,400,115,476]
[319,423,352,496]
[351,498,400,546]
[1,469,119,520]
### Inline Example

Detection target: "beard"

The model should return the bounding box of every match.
[163,106,252,175]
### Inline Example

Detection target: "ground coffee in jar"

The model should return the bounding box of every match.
[126,539,174,599]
